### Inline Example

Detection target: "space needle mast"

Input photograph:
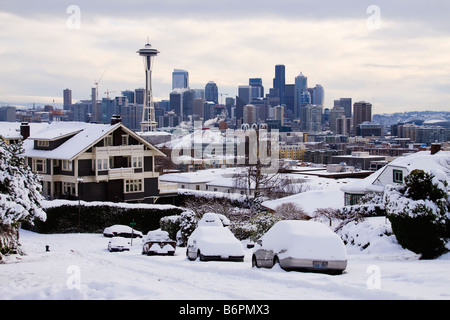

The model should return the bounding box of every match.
[137,40,159,132]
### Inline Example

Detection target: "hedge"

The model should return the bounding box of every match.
[23,201,183,235]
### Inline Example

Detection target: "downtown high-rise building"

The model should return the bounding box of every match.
[205,81,218,104]
[63,88,72,111]
[249,78,264,100]
[172,69,189,90]
[353,101,372,135]
[273,65,285,106]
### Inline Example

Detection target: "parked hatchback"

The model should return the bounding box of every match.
[142,230,176,256]
[252,220,347,274]
[186,213,244,262]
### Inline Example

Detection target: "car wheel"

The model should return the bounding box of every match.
[198,250,205,261]
[186,248,194,261]
[252,255,260,268]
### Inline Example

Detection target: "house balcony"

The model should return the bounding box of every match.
[95,145,144,156]
[108,167,134,179]
[159,182,178,194]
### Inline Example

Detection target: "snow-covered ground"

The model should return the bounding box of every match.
[1,218,450,300]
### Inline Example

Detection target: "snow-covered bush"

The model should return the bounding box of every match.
[384,169,450,259]
[177,210,198,246]
[248,212,281,242]
[0,141,46,257]
[159,215,181,242]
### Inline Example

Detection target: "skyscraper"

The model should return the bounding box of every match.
[243,104,257,125]
[249,78,264,100]
[273,65,285,105]
[340,98,352,118]
[205,81,218,104]
[312,84,324,107]
[238,85,252,105]
[172,69,189,90]
[353,101,372,135]
[294,72,308,120]
[63,88,72,111]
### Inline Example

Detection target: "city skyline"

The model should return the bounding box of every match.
[1,1,450,114]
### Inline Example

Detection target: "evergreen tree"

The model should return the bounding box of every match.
[0,140,46,258]
[384,169,450,259]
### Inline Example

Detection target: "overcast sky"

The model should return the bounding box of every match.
[1,0,449,114]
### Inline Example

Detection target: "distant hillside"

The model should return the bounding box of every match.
[373,110,450,126]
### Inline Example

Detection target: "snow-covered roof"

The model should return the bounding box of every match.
[159,129,227,149]
[341,150,450,194]
[159,169,228,184]
[262,186,345,216]
[23,121,165,161]
[0,122,48,140]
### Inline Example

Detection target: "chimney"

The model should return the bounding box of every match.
[110,115,122,125]
[20,122,30,140]
[430,143,441,155]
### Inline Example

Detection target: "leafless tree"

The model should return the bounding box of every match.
[275,202,310,220]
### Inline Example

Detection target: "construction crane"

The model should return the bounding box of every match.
[93,70,106,122]
[104,90,117,99]
[219,93,229,105]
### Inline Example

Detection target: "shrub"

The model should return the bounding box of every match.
[23,202,183,235]
[385,169,450,259]
[248,212,281,242]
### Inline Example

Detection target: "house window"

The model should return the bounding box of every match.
[104,136,113,146]
[37,140,49,147]
[125,179,143,193]
[121,135,129,146]
[393,169,403,183]
[97,159,108,171]
[63,182,76,195]
[345,193,364,206]
[33,159,46,173]
[62,160,73,171]
[132,156,142,168]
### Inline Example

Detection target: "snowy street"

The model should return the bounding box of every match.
[1,228,450,300]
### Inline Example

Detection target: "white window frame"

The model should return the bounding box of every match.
[121,134,129,146]
[62,160,73,171]
[103,136,113,147]
[97,158,108,171]
[125,179,143,193]
[37,140,49,147]
[33,159,46,173]
[63,182,76,195]
[132,156,143,168]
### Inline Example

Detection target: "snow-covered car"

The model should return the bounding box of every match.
[186,213,244,262]
[252,220,347,274]
[103,224,143,238]
[142,230,176,256]
[107,237,131,252]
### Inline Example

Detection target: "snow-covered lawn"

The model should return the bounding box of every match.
[1,219,450,300]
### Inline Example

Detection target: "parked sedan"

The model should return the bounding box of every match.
[107,237,131,252]
[252,220,347,274]
[142,230,176,256]
[186,213,244,262]
[103,225,143,238]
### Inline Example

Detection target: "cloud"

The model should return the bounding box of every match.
[1,1,450,114]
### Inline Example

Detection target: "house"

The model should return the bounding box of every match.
[341,147,450,206]
[22,119,177,203]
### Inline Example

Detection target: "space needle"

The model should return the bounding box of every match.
[137,40,159,132]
